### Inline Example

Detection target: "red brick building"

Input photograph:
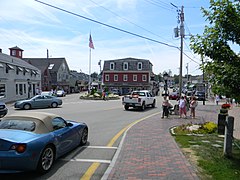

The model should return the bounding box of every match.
[102,58,155,95]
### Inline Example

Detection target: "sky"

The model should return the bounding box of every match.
[0,0,210,76]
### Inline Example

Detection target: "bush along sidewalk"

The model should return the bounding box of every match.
[171,122,240,179]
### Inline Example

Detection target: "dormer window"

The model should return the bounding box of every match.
[11,50,16,56]
[137,62,142,70]
[123,62,128,70]
[110,62,115,70]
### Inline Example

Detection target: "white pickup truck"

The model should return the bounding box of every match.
[122,90,156,111]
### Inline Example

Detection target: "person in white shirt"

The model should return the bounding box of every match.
[179,96,187,118]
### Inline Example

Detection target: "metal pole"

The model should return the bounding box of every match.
[202,55,205,105]
[179,6,184,97]
[88,48,91,93]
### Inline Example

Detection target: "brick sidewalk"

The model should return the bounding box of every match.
[104,114,200,180]
[103,101,240,180]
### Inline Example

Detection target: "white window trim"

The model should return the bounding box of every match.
[105,74,109,81]
[110,62,115,70]
[137,62,142,70]
[133,74,137,81]
[114,74,118,81]
[123,62,128,70]
[142,74,147,81]
[123,74,128,81]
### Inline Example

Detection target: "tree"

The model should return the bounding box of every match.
[190,0,240,101]
[91,72,99,81]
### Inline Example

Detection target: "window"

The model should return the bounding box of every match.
[11,50,16,56]
[6,64,14,73]
[123,62,128,70]
[16,84,18,95]
[123,74,128,81]
[105,74,109,81]
[110,62,115,70]
[48,64,55,70]
[142,75,147,81]
[133,75,137,81]
[0,84,6,98]
[52,117,67,131]
[114,74,118,81]
[16,66,23,75]
[24,84,26,94]
[0,120,35,132]
[19,84,23,95]
[137,62,142,70]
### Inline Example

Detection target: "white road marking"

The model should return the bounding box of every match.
[82,145,117,149]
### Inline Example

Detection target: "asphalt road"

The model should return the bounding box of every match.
[0,93,164,180]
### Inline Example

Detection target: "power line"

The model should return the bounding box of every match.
[35,0,178,49]
[144,0,175,12]
[88,0,178,47]
[35,0,201,65]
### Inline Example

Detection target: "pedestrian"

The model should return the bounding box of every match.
[184,95,190,112]
[161,96,170,118]
[190,96,198,118]
[215,94,220,105]
[179,96,187,118]
[102,91,106,101]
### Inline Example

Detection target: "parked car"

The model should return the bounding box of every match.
[195,91,206,101]
[0,102,8,118]
[169,92,179,100]
[111,89,121,95]
[0,112,88,173]
[14,95,63,110]
[41,91,56,96]
[56,90,66,97]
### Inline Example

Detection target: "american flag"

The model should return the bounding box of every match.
[89,34,94,49]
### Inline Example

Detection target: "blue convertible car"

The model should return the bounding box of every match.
[0,112,88,173]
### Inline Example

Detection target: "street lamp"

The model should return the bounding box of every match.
[163,72,169,96]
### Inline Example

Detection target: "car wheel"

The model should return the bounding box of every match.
[124,105,129,110]
[152,100,156,108]
[23,103,31,110]
[37,145,55,174]
[80,128,88,145]
[141,102,145,111]
[51,102,58,108]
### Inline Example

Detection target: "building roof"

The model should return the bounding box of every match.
[0,53,39,71]
[23,58,70,74]
[9,46,24,51]
[103,57,153,71]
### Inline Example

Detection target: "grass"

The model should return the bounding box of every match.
[172,125,240,180]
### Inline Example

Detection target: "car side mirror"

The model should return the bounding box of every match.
[67,122,73,127]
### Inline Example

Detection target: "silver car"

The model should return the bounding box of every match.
[14,95,63,110]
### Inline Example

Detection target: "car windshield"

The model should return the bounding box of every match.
[132,92,145,96]
[0,120,36,132]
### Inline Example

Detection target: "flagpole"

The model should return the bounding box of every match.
[88,48,91,93]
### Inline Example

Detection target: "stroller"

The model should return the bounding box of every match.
[169,104,179,115]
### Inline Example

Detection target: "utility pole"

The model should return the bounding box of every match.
[201,55,205,105]
[179,6,184,97]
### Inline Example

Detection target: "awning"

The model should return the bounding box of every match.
[6,64,14,70]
